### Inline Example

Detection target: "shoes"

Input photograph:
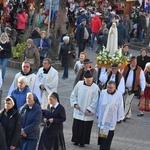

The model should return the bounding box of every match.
[90,47,93,50]
[79,144,84,147]
[62,76,66,79]
[123,118,126,122]
[137,113,144,117]
[74,142,79,146]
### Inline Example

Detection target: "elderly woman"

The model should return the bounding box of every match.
[0,96,21,150]
[11,76,31,110]
[38,31,51,63]
[0,32,12,80]
[122,44,132,58]
[20,92,42,150]
[138,63,150,116]
[59,36,75,79]
[38,92,66,150]
[23,39,40,71]
[137,48,150,70]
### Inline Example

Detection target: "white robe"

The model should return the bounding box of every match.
[70,81,100,121]
[36,67,58,109]
[8,72,41,103]
[106,23,118,55]
[97,89,124,131]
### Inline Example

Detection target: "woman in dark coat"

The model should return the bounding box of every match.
[38,92,66,150]
[0,123,6,150]
[59,36,75,79]
[20,92,42,150]
[0,32,12,80]
[137,48,150,70]
[0,96,21,150]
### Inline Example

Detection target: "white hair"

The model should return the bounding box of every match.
[63,36,70,41]
[18,76,27,85]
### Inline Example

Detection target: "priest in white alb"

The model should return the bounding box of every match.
[97,80,124,150]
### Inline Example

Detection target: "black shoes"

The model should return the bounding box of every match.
[137,113,144,117]
[74,142,78,146]
[74,143,84,147]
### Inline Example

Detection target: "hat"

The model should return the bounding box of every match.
[95,12,101,16]
[33,93,41,106]
[84,70,93,78]
[83,58,92,64]
[51,92,60,103]
[81,18,86,22]
[128,56,137,62]
[111,63,119,69]
[80,9,85,13]
[110,11,116,15]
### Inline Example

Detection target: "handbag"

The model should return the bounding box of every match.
[72,52,76,59]
[95,44,102,54]
[39,50,48,59]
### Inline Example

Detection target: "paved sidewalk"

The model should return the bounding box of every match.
[1,47,150,150]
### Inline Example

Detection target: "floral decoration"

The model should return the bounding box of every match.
[97,47,128,66]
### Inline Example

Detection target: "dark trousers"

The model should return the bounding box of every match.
[98,130,114,150]
[63,66,68,78]
[78,41,87,58]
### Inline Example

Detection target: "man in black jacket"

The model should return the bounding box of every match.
[75,19,91,58]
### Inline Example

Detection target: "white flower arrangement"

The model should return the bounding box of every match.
[97,47,128,66]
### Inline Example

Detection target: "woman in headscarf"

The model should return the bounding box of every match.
[38,92,66,150]
[11,76,31,110]
[0,32,12,80]
[0,96,21,150]
[20,92,42,150]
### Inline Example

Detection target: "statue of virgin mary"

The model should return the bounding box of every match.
[106,22,118,55]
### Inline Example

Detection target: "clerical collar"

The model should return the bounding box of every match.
[21,69,33,76]
[43,66,51,74]
[107,90,116,95]
[83,81,93,86]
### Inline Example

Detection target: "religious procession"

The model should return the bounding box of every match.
[0,0,150,150]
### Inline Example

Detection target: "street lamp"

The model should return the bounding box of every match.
[47,0,52,38]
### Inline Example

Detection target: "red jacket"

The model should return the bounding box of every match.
[90,16,102,34]
[17,13,28,30]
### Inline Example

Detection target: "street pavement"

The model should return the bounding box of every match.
[1,45,150,150]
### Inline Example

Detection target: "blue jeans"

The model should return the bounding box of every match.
[138,29,143,42]
[90,33,98,49]
[63,66,68,78]
[0,58,9,79]
[21,139,38,150]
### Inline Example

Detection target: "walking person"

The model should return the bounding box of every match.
[20,92,42,150]
[36,58,58,109]
[75,19,91,58]
[90,12,102,50]
[0,96,21,150]
[70,70,99,147]
[38,92,66,150]
[123,56,146,120]
[59,36,75,79]
[0,33,12,80]
[97,81,124,150]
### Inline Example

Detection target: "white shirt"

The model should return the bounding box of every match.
[100,72,125,94]
[125,69,146,91]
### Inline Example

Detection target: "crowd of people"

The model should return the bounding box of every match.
[0,2,150,150]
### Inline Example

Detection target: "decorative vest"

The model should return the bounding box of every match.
[105,71,122,89]
[123,64,141,92]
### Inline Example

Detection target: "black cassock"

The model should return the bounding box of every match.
[38,104,66,150]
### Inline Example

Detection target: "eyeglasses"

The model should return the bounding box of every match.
[23,66,30,68]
